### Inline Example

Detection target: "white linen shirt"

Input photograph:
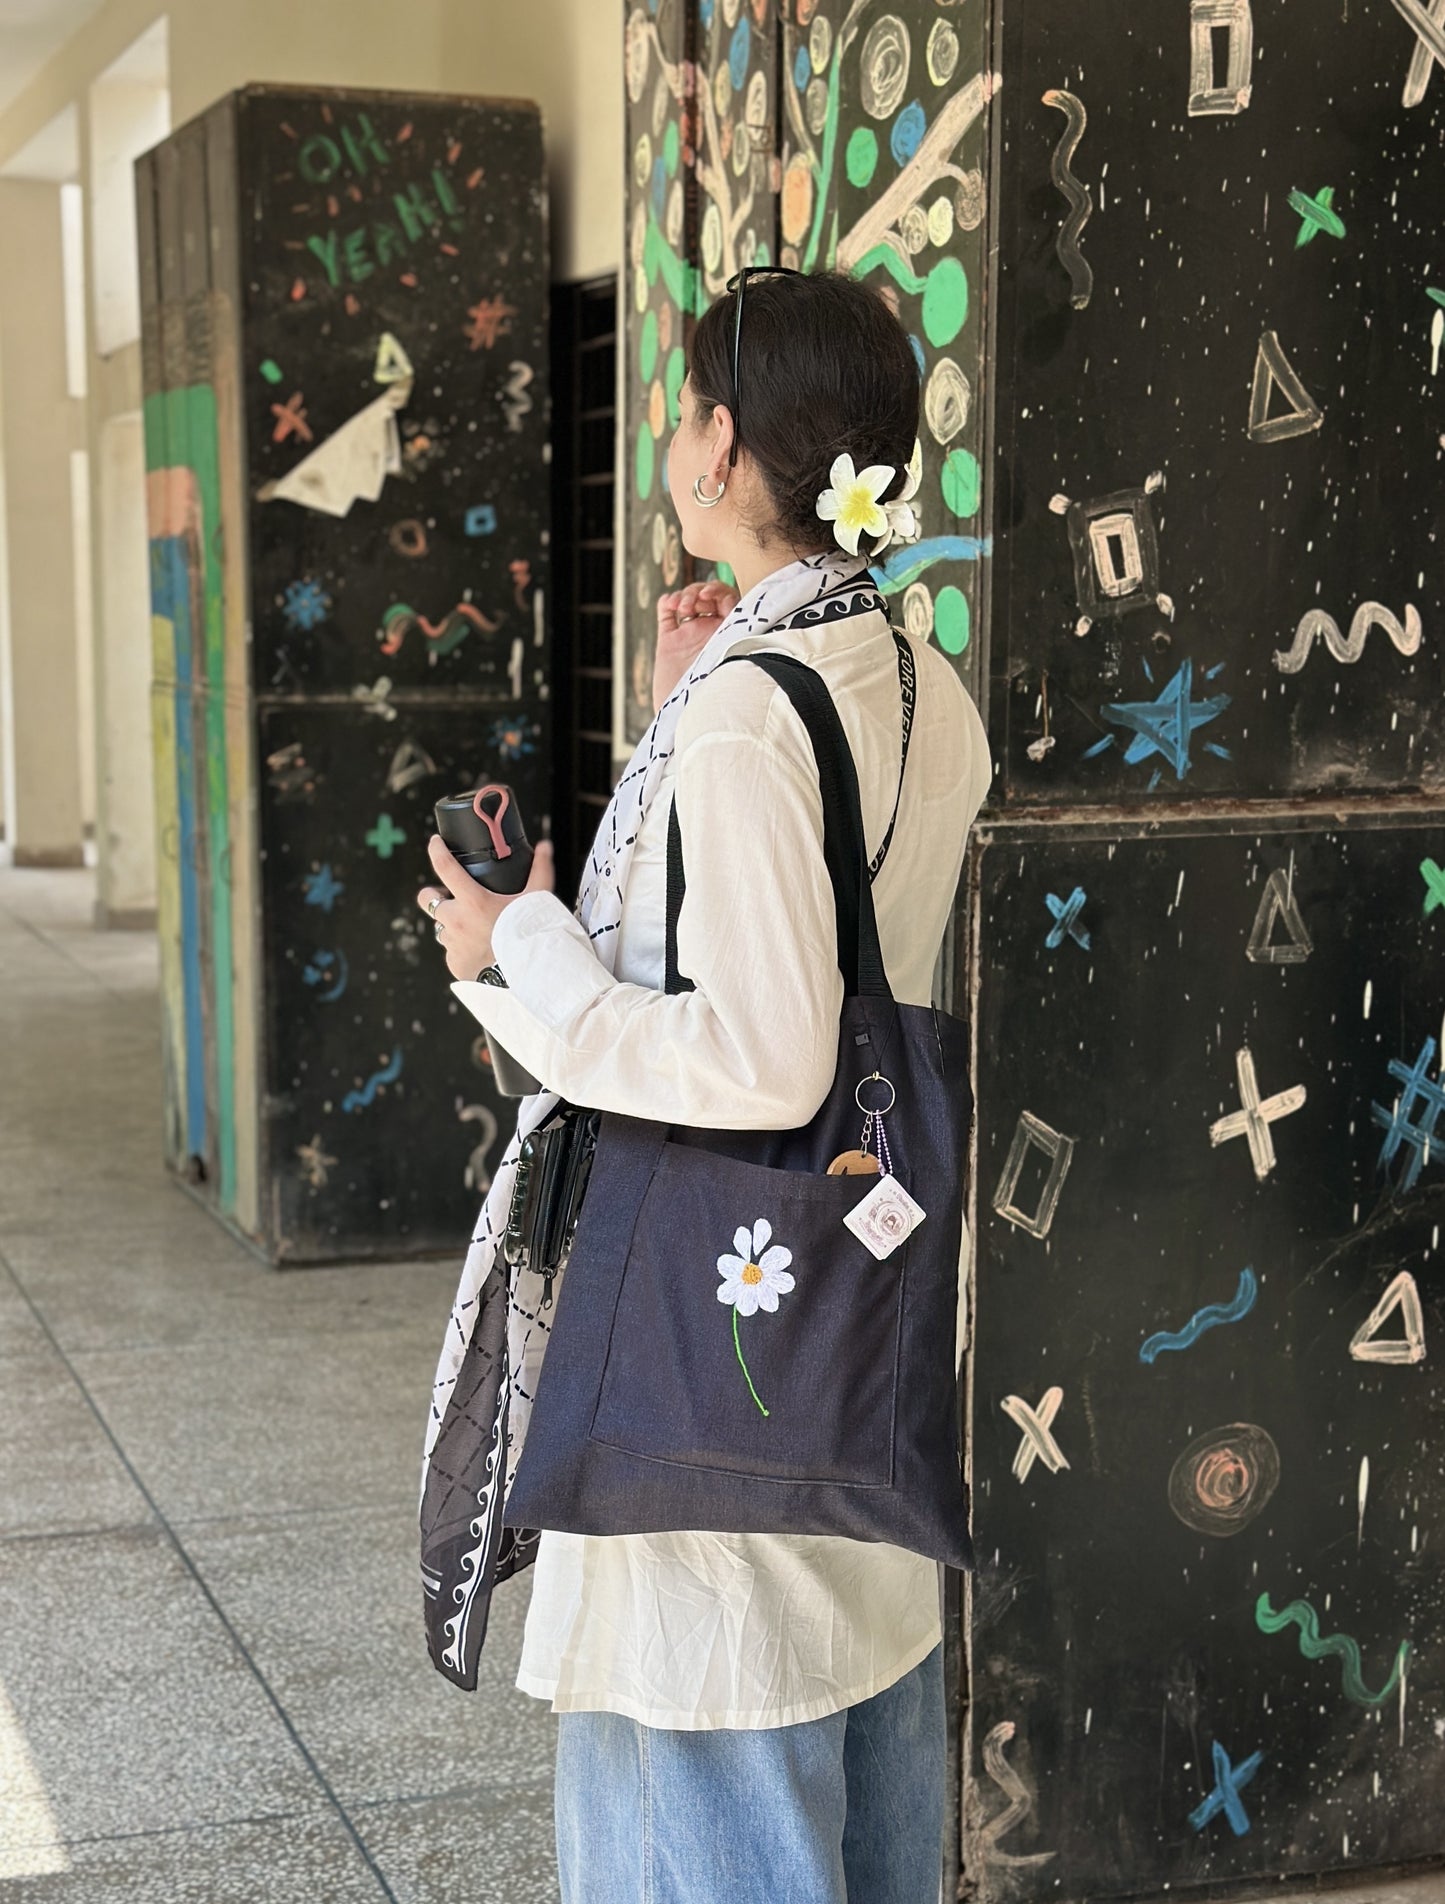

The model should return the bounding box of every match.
[452,595,992,1731]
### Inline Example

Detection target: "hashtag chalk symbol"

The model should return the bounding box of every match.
[1372,1037,1445,1192]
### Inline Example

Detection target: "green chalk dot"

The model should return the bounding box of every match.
[639,310,659,384]
[934,585,970,655]
[845,126,878,189]
[664,120,680,178]
[922,256,968,347]
[941,447,981,518]
[636,423,655,501]
[260,358,283,384]
[665,345,686,428]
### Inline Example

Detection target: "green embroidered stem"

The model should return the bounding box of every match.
[733,1307,770,1417]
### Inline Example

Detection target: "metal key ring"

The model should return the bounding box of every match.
[855,1071,895,1116]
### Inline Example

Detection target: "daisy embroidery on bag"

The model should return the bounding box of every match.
[716,1218,795,1417]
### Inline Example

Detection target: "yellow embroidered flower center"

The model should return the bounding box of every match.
[741,1262,763,1285]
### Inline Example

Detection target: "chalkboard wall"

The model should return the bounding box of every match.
[139,87,549,1261]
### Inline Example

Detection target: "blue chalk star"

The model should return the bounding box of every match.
[1084,660,1231,782]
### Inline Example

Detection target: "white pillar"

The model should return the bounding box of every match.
[0,180,84,867]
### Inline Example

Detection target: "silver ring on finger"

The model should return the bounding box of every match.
[434,921,446,940]
[427,894,443,918]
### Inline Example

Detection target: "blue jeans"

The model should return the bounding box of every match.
[554,1645,945,1903]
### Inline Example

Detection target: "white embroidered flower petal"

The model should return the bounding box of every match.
[717,1252,745,1279]
[751,1217,772,1254]
[732,1283,762,1318]
[758,1244,792,1274]
[770,1270,796,1296]
[717,1279,741,1306]
[754,1284,781,1313]
[733,1226,753,1259]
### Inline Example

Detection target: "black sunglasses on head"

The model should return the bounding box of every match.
[724,265,808,468]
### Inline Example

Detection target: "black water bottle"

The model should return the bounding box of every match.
[432,781,541,1098]
[433,782,535,893]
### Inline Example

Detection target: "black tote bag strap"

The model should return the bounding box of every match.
[868,626,915,882]
[664,651,892,1000]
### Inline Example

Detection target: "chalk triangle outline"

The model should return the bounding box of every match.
[385,738,438,794]
[1246,868,1313,964]
[1349,1269,1426,1366]
[373,331,414,385]
[1249,330,1323,443]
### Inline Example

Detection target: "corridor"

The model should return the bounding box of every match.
[0,867,556,1900]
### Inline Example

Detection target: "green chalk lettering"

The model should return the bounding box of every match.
[342,112,391,177]
[392,182,441,244]
[298,134,341,184]
[305,230,342,288]
[342,225,375,283]
[373,219,407,268]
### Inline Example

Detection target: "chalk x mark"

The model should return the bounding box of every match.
[1256,1592,1411,1707]
[1349,1269,1426,1366]
[1289,185,1345,247]
[1044,886,1090,951]
[1042,89,1094,309]
[1210,1047,1306,1181]
[1421,858,1445,916]
[342,1047,403,1114]
[980,1721,1056,1868]
[1141,1266,1258,1364]
[1002,1388,1069,1483]
[1274,601,1421,674]
[1393,0,1445,103]
[1189,1740,1263,1836]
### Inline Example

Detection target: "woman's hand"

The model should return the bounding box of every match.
[653,579,741,711]
[417,833,556,981]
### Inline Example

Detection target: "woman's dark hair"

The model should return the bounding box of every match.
[689,271,920,549]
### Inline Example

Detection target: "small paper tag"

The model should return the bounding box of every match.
[843,1173,927,1261]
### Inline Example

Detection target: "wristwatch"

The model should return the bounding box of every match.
[475,962,508,987]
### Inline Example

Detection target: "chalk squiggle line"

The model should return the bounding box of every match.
[1255,1593,1411,1707]
[875,535,994,593]
[1140,1266,1258,1364]
[1273,602,1422,675]
[1042,88,1094,310]
[852,242,928,296]
[342,1046,403,1114]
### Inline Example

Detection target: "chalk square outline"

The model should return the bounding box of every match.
[1064,488,1161,621]
[992,1111,1076,1239]
[1188,0,1255,116]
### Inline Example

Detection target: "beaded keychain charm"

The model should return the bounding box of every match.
[830,1073,928,1262]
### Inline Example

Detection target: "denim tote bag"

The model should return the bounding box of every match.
[503,651,974,1569]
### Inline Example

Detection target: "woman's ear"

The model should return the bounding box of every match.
[710,403,735,477]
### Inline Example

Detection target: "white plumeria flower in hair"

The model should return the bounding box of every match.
[716,1217,796,1317]
[815,453,895,557]
[880,438,924,551]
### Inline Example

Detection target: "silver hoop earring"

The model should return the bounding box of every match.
[692,472,727,508]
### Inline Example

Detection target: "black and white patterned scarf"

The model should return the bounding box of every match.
[418,549,880,1689]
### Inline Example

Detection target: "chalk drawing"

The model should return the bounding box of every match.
[1274,601,1421,674]
[342,1047,404,1114]
[1189,1740,1264,1836]
[1188,0,1254,115]
[1372,1037,1445,1191]
[923,357,971,445]
[1047,474,1169,634]
[373,331,411,384]
[265,742,315,799]
[365,813,407,860]
[465,504,498,536]
[1349,1269,1427,1366]
[379,601,500,660]
[1400,0,1445,102]
[500,361,535,433]
[351,676,398,721]
[1422,858,1445,915]
[489,716,541,762]
[302,864,344,912]
[1209,1047,1306,1181]
[1141,1266,1258,1364]
[1246,867,1312,964]
[1044,887,1090,951]
[1255,1592,1411,1707]
[388,518,429,558]
[992,1111,1075,1239]
[1168,1422,1280,1536]
[281,577,331,631]
[385,739,438,795]
[301,948,349,1003]
[1289,185,1345,248]
[296,1136,338,1190]
[979,1721,1056,1869]
[1087,661,1232,781]
[259,338,413,518]
[1042,89,1094,309]
[1248,330,1323,443]
[1358,1455,1371,1549]
[859,15,911,120]
[270,391,313,445]
[458,1100,501,1196]
[465,295,517,351]
[1002,1388,1068,1482]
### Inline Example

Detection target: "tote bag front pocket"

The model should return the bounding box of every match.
[589,1141,906,1488]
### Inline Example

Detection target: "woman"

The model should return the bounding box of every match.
[418,270,992,1901]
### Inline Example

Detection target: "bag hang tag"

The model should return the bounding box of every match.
[844,1173,928,1261]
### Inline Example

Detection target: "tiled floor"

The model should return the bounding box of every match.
[0,869,557,1902]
